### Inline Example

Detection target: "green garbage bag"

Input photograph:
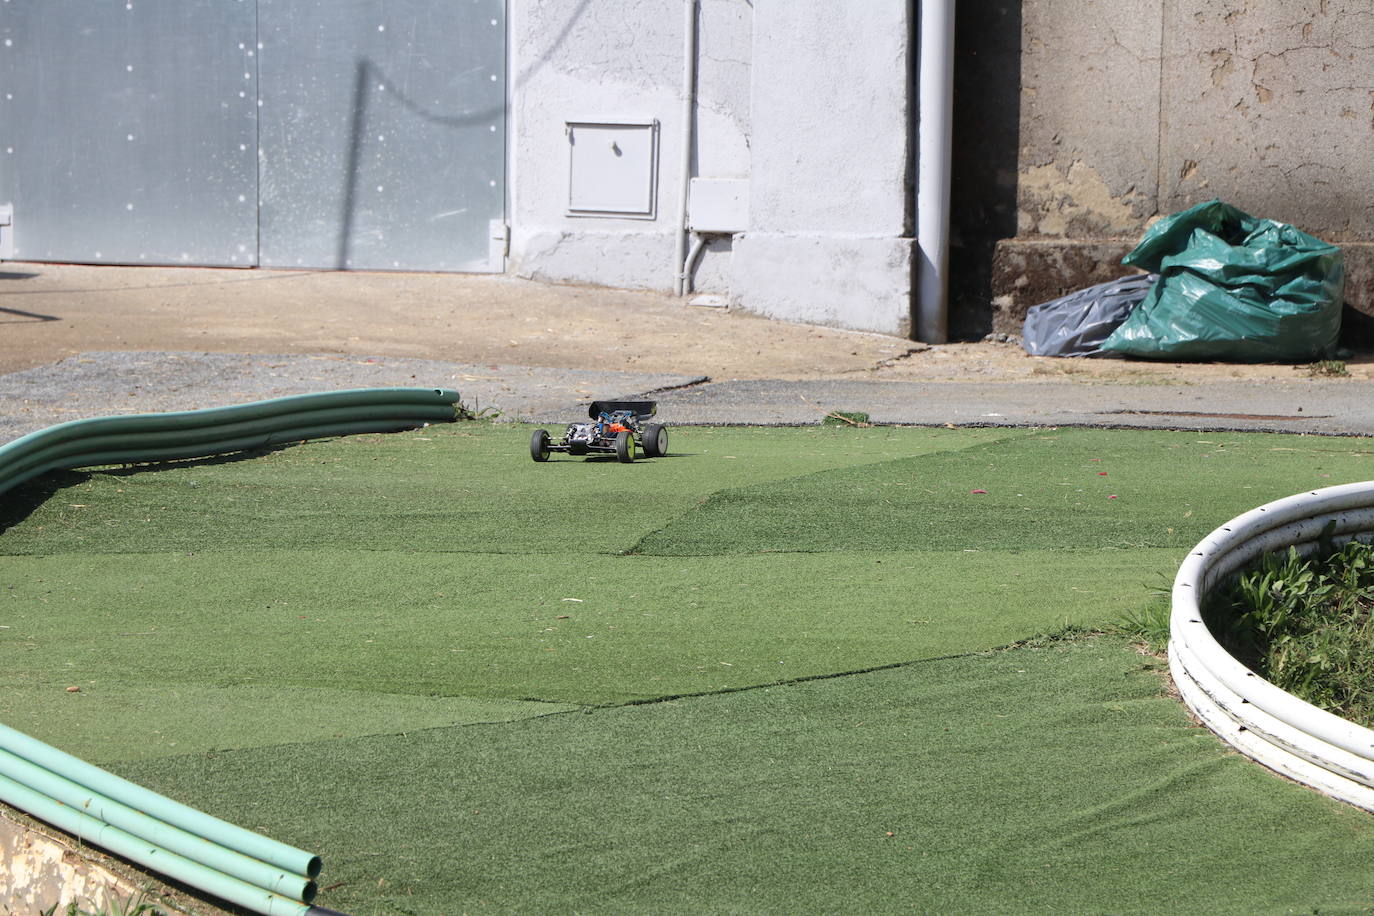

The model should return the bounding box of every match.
[1101,199,1343,361]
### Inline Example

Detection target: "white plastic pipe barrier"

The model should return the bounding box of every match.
[1170,481,1374,811]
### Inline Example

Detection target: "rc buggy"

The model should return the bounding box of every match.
[530,400,668,463]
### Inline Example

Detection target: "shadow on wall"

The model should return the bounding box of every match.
[947,0,1021,340]
[335,1,596,269]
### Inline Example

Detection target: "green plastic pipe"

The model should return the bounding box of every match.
[0,388,460,498]
[0,419,437,498]
[0,414,456,497]
[0,402,457,479]
[7,386,458,445]
[0,387,464,915]
[0,773,312,916]
[0,747,315,901]
[0,388,457,469]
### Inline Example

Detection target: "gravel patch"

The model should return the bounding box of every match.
[0,351,705,443]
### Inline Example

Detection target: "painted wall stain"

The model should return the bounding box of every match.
[1017,160,1149,238]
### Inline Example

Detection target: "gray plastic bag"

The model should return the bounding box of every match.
[1021,273,1157,358]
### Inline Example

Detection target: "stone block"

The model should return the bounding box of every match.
[990,238,1137,334]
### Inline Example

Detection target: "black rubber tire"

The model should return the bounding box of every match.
[614,429,635,463]
[642,423,668,458]
[530,429,551,462]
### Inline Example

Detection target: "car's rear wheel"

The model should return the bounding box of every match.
[530,429,551,462]
[615,430,635,463]
[642,423,668,458]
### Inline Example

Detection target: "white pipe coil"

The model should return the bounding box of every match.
[1170,481,1374,811]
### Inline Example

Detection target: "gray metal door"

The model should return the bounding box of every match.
[259,0,506,272]
[0,1,506,272]
[0,1,259,266]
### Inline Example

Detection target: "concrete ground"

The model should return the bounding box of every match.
[3,262,1374,437]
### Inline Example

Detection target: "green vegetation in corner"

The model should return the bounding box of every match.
[1207,537,1374,726]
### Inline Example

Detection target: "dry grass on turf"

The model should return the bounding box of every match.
[111,635,1374,916]
[0,547,1177,757]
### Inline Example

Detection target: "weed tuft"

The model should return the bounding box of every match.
[1005,620,1102,650]
[39,889,165,916]
[1206,536,1374,725]
[1116,594,1172,656]
[456,401,503,421]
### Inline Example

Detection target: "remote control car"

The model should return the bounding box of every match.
[530,400,668,463]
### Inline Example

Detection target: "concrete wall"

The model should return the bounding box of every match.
[507,0,916,337]
[977,0,1374,338]
[1,809,145,915]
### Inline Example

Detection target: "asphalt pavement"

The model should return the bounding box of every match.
[2,349,1372,443]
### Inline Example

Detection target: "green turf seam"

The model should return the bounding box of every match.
[616,429,1042,557]
[149,629,1123,756]
[553,626,1118,711]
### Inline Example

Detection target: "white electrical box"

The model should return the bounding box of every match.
[566,120,660,220]
[687,178,749,233]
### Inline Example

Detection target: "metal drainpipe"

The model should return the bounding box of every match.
[673,0,698,296]
[916,0,955,343]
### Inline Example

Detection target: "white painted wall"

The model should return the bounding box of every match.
[508,0,914,337]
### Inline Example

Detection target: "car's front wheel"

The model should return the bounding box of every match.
[530,429,551,462]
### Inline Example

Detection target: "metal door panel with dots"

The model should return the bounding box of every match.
[0,1,506,272]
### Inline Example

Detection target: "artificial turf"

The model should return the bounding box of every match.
[4,421,1374,912]
[113,636,1374,915]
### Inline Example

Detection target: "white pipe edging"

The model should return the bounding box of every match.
[916,0,955,343]
[1170,481,1374,812]
[673,0,698,297]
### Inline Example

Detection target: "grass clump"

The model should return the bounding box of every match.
[1116,593,1172,655]
[1206,536,1374,724]
[821,410,872,427]
[40,890,164,916]
[1306,359,1350,377]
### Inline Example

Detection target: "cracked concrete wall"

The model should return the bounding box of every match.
[1162,0,1374,239]
[1016,0,1161,240]
[989,0,1374,334]
[1,809,141,915]
[508,0,915,337]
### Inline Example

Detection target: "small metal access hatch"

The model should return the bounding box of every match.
[565,120,660,220]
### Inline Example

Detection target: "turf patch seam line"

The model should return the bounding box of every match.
[617,429,1042,556]
[573,627,1116,712]
[119,630,1123,762]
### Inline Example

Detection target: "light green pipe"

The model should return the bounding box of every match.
[0,746,315,901]
[0,773,312,916]
[0,387,464,915]
[0,723,318,879]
